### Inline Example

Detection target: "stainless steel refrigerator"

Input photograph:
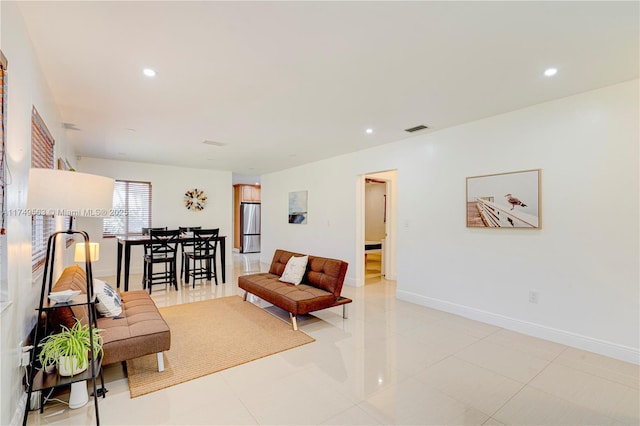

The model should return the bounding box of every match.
[240,202,261,253]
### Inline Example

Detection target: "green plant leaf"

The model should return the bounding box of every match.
[37,319,103,374]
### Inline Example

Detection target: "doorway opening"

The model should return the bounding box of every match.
[357,170,397,285]
[365,177,385,279]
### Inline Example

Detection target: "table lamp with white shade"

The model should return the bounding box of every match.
[74,242,100,263]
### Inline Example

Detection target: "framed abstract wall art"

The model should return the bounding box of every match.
[466,169,541,228]
[288,190,308,224]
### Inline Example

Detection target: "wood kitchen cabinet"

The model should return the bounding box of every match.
[238,184,261,202]
[233,184,261,249]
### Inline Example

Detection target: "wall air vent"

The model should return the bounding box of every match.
[404,124,429,133]
[202,140,227,147]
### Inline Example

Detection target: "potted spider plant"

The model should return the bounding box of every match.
[38,320,103,376]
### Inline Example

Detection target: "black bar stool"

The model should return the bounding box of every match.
[178,226,201,280]
[141,227,167,287]
[184,228,219,287]
[143,229,180,293]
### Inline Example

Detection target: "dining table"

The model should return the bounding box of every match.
[115,234,227,291]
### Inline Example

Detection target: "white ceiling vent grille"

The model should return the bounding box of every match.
[404,124,429,133]
[63,122,81,131]
[202,140,227,147]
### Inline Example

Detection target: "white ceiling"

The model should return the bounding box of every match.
[16,1,639,175]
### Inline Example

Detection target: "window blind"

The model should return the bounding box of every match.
[0,58,5,235]
[103,180,152,237]
[0,51,7,303]
[31,108,55,272]
[0,58,6,235]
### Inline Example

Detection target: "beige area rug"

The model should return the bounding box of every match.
[126,295,315,398]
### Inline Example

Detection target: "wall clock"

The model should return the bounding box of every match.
[184,188,207,211]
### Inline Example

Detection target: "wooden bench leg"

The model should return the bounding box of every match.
[343,304,349,319]
[289,313,298,331]
[157,352,165,372]
[243,291,248,301]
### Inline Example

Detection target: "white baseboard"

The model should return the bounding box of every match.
[396,290,639,365]
[344,275,358,287]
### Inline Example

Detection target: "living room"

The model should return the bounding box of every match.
[1,2,638,425]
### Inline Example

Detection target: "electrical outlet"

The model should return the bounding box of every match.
[529,291,539,304]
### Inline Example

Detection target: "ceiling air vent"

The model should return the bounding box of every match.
[63,122,81,131]
[202,140,226,147]
[404,124,429,133]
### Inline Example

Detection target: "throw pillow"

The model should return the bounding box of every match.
[279,255,308,285]
[93,279,122,317]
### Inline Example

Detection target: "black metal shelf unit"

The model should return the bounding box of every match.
[22,230,106,426]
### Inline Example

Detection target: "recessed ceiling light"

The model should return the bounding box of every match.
[544,68,558,77]
[365,128,373,134]
[143,68,157,77]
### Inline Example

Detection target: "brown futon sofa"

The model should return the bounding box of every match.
[238,249,351,330]
[48,265,170,372]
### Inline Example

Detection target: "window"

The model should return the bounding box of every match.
[31,108,55,272]
[103,180,151,237]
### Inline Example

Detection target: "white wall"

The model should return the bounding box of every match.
[1,3,77,424]
[76,157,233,278]
[262,80,639,363]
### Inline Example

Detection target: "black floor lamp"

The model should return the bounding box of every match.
[24,168,114,424]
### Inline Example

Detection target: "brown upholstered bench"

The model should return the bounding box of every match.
[48,265,170,372]
[238,249,351,330]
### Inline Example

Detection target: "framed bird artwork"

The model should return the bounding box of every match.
[466,169,541,228]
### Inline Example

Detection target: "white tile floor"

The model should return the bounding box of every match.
[27,253,639,425]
